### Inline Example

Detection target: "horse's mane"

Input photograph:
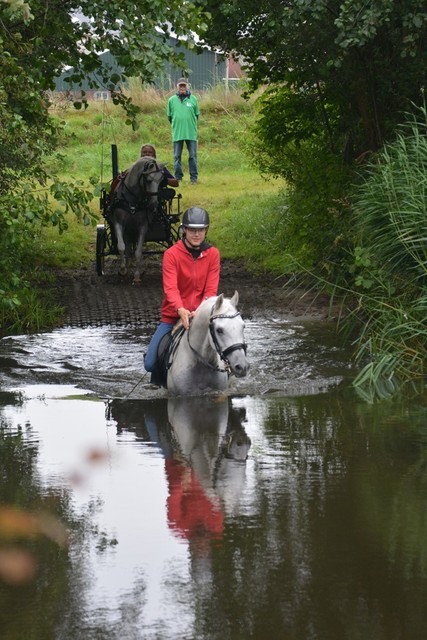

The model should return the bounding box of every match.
[195,293,239,323]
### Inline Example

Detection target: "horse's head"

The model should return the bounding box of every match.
[221,428,251,461]
[138,157,165,207]
[120,156,165,210]
[208,291,249,378]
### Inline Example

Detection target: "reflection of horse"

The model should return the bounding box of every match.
[167,291,249,395]
[106,395,251,541]
[166,396,251,539]
[109,156,165,284]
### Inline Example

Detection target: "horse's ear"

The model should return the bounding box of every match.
[213,294,224,311]
[230,290,239,307]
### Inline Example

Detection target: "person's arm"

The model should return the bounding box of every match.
[193,96,200,119]
[162,251,182,312]
[163,249,195,329]
[163,166,179,187]
[166,98,173,123]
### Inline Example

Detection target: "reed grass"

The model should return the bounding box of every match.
[348,108,427,398]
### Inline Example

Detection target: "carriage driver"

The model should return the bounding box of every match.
[144,207,220,385]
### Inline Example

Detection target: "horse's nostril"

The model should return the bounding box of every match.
[234,363,248,378]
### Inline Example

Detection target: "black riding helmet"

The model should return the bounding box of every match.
[182,207,210,228]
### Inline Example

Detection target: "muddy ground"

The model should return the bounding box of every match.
[53,255,339,328]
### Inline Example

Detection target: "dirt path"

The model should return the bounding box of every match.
[53,256,337,328]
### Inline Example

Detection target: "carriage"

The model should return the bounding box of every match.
[96,144,182,278]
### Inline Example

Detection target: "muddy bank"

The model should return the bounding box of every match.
[52,256,339,328]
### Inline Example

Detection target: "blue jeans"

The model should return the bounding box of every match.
[144,322,174,372]
[173,140,198,183]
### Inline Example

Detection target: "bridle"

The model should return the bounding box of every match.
[209,311,247,361]
[140,162,164,198]
[186,307,247,374]
[122,160,164,205]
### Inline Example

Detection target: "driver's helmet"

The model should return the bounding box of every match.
[182,207,210,228]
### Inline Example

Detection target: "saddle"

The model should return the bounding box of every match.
[150,325,185,388]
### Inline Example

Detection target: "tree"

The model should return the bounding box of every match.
[194,1,426,284]
[0,0,207,326]
[199,0,427,157]
[196,1,427,395]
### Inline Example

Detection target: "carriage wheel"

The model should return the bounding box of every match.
[169,221,181,245]
[96,224,107,276]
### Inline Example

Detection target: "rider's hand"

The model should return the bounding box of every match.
[177,307,192,330]
[177,307,190,329]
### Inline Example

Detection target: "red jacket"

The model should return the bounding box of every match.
[160,239,220,323]
[165,458,224,541]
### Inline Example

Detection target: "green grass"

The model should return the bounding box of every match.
[42,89,285,270]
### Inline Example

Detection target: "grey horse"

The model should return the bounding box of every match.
[110,156,165,284]
[167,291,249,395]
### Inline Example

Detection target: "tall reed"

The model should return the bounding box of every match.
[349,108,427,399]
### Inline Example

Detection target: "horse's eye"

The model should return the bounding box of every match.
[216,327,224,335]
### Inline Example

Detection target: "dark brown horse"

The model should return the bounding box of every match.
[109,156,165,284]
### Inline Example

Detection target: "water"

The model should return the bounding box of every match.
[0,317,351,398]
[1,321,427,639]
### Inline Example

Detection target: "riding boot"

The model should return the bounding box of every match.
[150,370,162,386]
[150,361,168,388]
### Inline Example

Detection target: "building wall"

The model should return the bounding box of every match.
[53,39,241,94]
[155,41,226,90]
[54,50,122,93]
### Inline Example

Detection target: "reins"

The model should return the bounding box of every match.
[186,327,229,373]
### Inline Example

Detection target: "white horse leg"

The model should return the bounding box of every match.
[114,222,127,276]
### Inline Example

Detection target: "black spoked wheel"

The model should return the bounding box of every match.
[96,224,107,275]
[169,220,182,245]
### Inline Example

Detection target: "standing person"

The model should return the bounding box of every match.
[166,78,200,185]
[144,207,220,384]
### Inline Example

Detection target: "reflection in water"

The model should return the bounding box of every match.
[109,396,251,548]
[1,387,427,639]
[109,395,252,614]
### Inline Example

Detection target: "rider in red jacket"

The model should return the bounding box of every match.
[161,231,220,324]
[144,207,220,383]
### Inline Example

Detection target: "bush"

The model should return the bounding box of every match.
[277,142,352,276]
[245,84,354,280]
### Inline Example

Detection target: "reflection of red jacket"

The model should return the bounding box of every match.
[165,458,224,540]
[160,240,220,323]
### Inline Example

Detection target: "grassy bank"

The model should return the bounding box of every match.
[42,86,285,271]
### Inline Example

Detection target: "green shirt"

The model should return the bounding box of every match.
[166,93,200,142]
